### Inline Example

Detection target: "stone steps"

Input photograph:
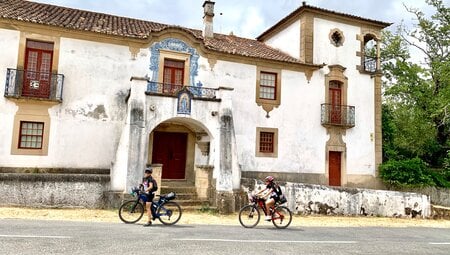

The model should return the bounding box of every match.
[159,180,212,211]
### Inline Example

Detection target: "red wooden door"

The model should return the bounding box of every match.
[329,81,342,124]
[329,151,341,186]
[23,40,53,98]
[163,59,184,93]
[152,132,187,179]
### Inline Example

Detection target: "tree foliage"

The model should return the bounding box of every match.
[381,0,450,167]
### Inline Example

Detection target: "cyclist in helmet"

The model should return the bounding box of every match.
[256,175,280,221]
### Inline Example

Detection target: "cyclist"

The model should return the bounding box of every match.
[256,175,281,221]
[142,167,157,227]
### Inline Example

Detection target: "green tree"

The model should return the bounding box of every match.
[381,0,450,166]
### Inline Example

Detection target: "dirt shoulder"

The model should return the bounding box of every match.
[0,207,449,228]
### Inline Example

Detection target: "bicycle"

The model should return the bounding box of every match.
[118,187,182,225]
[238,194,292,229]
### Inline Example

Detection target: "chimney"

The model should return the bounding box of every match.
[202,1,215,38]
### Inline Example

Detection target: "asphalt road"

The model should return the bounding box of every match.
[0,219,449,255]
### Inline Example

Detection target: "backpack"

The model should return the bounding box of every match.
[274,183,287,204]
[151,178,158,192]
[274,183,282,196]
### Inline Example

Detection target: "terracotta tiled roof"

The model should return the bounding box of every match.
[257,3,392,41]
[0,0,312,65]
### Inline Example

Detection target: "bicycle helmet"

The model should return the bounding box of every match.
[144,167,153,174]
[265,176,274,182]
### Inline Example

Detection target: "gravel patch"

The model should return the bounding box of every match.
[1,207,449,228]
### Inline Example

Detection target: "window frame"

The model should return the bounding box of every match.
[256,127,278,158]
[11,102,51,156]
[18,121,45,149]
[255,66,281,116]
[259,71,277,100]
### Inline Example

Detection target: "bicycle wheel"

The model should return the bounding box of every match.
[272,205,292,229]
[118,200,144,224]
[238,205,260,228]
[157,201,182,225]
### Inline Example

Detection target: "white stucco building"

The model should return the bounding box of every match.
[0,0,390,211]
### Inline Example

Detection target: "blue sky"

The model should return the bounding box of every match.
[32,0,438,39]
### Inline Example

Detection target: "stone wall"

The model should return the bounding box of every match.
[241,178,431,218]
[387,187,450,207]
[0,170,110,208]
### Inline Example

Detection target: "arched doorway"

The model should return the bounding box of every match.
[148,117,212,182]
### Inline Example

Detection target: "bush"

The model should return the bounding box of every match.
[379,158,435,187]
[443,150,450,181]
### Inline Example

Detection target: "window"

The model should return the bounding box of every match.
[163,59,185,85]
[329,28,345,47]
[18,121,44,149]
[256,127,278,157]
[259,132,274,153]
[255,67,281,117]
[259,72,277,100]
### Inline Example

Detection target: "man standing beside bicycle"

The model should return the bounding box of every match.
[142,167,158,227]
[255,176,282,221]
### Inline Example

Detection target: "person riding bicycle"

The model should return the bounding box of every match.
[256,175,281,221]
[142,167,157,227]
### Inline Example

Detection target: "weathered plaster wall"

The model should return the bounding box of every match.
[242,179,431,218]
[0,36,149,169]
[0,29,20,159]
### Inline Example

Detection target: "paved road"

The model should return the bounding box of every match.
[0,219,449,255]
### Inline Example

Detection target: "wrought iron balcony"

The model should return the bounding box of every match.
[4,68,64,102]
[364,56,377,73]
[147,81,217,99]
[321,103,355,128]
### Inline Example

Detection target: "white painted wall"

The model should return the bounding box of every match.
[314,18,376,175]
[0,29,20,161]
[196,58,328,175]
[263,20,301,59]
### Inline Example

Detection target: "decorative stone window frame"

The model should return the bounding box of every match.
[329,28,345,47]
[357,30,381,73]
[255,127,278,158]
[157,49,191,86]
[17,32,60,73]
[11,102,51,156]
[255,66,281,117]
[324,65,348,107]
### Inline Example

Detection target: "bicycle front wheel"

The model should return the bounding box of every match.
[238,205,260,228]
[272,205,292,229]
[157,201,182,225]
[118,200,144,224]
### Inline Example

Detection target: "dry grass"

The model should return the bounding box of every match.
[0,207,449,228]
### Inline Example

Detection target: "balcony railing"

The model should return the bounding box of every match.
[364,56,377,73]
[4,68,64,101]
[147,81,217,99]
[321,103,355,128]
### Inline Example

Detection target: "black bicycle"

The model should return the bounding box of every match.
[118,187,182,225]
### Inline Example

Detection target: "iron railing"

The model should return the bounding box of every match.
[364,56,377,73]
[321,103,355,128]
[147,81,217,99]
[4,68,64,101]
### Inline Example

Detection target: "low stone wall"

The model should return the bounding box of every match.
[0,171,110,208]
[387,187,450,207]
[241,178,431,218]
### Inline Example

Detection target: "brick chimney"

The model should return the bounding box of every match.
[202,1,215,38]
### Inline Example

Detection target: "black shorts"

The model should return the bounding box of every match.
[145,193,155,203]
